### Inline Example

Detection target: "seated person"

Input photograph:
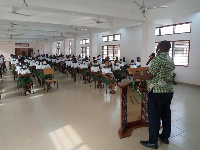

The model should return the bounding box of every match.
[91,60,101,88]
[136,57,141,67]
[80,60,91,83]
[101,60,116,94]
[85,57,90,66]
[39,60,52,84]
[122,57,127,66]
[18,65,33,96]
[71,58,79,82]
[113,60,126,82]
[97,55,102,65]
[130,60,137,68]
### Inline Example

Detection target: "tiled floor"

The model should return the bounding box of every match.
[0,69,199,150]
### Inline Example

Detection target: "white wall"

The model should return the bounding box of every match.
[97,26,142,64]
[51,41,64,56]
[155,13,200,85]
[44,43,52,55]
[0,42,44,60]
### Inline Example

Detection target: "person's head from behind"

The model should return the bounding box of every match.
[137,57,140,62]
[157,41,171,53]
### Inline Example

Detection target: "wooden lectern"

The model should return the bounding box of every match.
[118,67,150,139]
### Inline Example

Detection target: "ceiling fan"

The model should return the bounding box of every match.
[133,0,167,10]
[10,6,31,16]
[8,21,27,28]
[0,6,31,16]
[52,32,65,39]
[5,29,15,32]
[94,17,107,24]
[9,34,21,39]
[132,0,166,17]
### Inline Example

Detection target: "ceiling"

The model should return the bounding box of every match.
[0,0,199,43]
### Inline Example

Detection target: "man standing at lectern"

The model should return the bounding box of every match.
[139,41,175,149]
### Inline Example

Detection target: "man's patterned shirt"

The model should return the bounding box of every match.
[148,52,175,93]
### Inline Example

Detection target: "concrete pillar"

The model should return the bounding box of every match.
[89,33,98,58]
[141,21,156,67]
[65,39,69,55]
[74,36,81,56]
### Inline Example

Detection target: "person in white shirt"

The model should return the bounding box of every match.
[130,60,137,68]
[101,60,116,94]
[91,60,101,88]
[52,55,57,71]
[18,65,32,96]
[41,60,51,69]
[136,57,141,67]
[36,50,40,57]
[9,54,14,69]
[113,60,126,82]
[97,55,102,65]
[80,60,91,84]
[71,58,79,82]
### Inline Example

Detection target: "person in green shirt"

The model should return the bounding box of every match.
[139,41,175,149]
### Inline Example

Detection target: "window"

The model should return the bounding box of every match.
[102,34,121,42]
[108,35,113,41]
[69,41,72,46]
[102,45,120,60]
[160,26,173,35]
[57,48,60,55]
[155,28,160,36]
[69,48,72,55]
[155,40,190,66]
[174,22,191,34]
[102,36,108,42]
[81,47,89,58]
[173,41,190,66]
[80,39,89,44]
[86,39,89,44]
[156,22,191,36]
[114,34,121,41]
[57,43,60,47]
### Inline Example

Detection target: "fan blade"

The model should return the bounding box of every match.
[147,6,167,9]
[12,6,18,13]
[13,12,31,16]
[132,1,141,7]
[157,6,167,8]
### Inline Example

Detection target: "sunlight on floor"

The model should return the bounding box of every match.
[30,94,44,99]
[49,125,92,150]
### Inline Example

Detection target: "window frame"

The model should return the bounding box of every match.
[102,45,120,61]
[155,40,190,67]
[102,34,121,42]
[69,48,72,55]
[57,48,60,55]
[156,22,191,36]
[57,43,60,47]
[81,47,89,58]
[80,39,89,44]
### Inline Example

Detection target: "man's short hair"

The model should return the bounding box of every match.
[160,41,171,52]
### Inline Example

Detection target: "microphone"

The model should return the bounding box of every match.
[146,53,155,65]
[146,58,152,65]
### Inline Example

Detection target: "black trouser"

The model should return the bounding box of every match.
[148,90,173,144]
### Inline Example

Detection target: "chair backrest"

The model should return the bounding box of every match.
[43,68,54,75]
[127,67,149,75]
